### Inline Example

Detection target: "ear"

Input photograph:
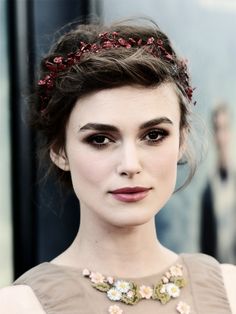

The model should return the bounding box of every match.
[50,148,70,171]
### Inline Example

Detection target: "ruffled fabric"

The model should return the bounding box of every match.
[181,253,232,313]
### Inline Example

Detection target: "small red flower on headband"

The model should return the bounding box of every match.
[53,56,63,64]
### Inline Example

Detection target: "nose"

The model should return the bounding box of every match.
[116,141,142,177]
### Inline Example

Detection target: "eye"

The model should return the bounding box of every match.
[143,129,168,143]
[84,134,114,148]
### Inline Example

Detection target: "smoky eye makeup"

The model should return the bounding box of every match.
[78,118,173,148]
[141,127,170,144]
[80,132,117,149]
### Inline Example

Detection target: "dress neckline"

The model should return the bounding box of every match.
[46,254,183,282]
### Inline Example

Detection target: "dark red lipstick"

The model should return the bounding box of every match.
[109,187,151,202]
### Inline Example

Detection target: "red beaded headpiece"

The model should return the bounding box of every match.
[38,31,194,112]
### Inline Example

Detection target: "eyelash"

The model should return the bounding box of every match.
[84,129,169,149]
[85,134,114,149]
[143,129,169,144]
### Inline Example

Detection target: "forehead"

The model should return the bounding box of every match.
[69,83,180,127]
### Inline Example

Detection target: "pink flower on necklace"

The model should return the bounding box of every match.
[169,265,183,277]
[108,305,123,314]
[89,271,105,284]
[162,275,169,284]
[107,276,114,284]
[139,285,153,299]
[127,290,134,299]
[176,301,191,314]
[165,271,171,279]
[82,268,90,276]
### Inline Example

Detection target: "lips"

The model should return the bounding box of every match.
[109,187,151,202]
[111,187,150,194]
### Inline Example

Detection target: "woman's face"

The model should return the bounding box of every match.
[56,84,184,227]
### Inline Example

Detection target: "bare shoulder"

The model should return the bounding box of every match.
[221,264,236,314]
[0,285,45,314]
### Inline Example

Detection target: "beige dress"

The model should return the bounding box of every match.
[13,253,232,314]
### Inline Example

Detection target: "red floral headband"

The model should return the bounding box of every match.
[38,32,194,112]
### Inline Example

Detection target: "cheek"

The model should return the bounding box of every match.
[68,149,111,189]
[150,145,179,181]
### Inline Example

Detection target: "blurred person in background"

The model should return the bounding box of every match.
[0,19,235,313]
[200,103,236,264]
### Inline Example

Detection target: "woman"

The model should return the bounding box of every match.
[0,19,235,314]
[200,103,236,264]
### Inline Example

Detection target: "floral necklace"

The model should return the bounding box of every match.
[82,263,191,314]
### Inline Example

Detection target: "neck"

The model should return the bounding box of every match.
[59,210,177,278]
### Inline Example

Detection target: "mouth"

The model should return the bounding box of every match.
[109,187,152,203]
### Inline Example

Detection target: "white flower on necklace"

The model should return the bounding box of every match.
[108,304,123,314]
[176,301,191,314]
[107,288,122,301]
[165,283,180,298]
[114,280,131,293]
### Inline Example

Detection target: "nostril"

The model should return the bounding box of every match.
[120,170,141,177]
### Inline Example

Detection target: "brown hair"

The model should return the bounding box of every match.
[30,18,195,189]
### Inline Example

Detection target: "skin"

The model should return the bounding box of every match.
[64,83,182,228]
[51,83,182,277]
[0,84,235,313]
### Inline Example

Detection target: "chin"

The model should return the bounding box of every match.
[106,210,156,228]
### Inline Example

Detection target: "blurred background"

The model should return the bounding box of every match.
[1,0,236,287]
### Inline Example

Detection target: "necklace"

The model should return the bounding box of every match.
[82,263,191,314]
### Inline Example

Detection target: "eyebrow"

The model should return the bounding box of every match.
[78,117,173,133]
